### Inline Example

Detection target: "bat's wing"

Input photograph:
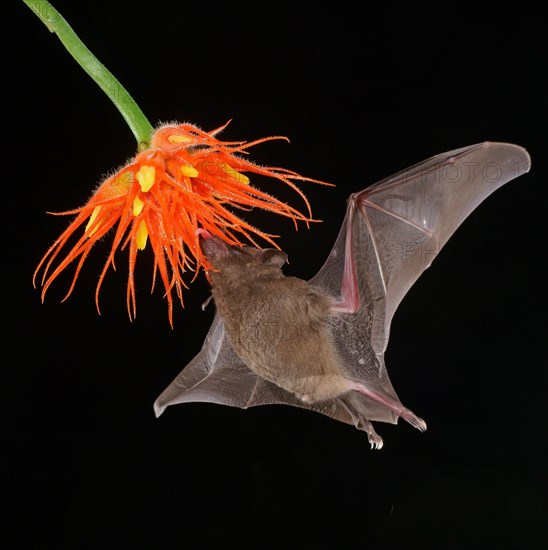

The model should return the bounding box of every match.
[154,312,375,437]
[305,142,531,433]
[310,142,531,354]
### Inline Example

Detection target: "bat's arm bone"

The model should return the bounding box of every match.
[331,204,361,314]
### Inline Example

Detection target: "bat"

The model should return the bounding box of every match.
[154,142,531,448]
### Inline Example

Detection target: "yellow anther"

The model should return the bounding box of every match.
[222,163,249,185]
[85,206,102,236]
[181,165,199,178]
[168,134,192,144]
[133,195,145,217]
[136,165,156,192]
[136,220,149,250]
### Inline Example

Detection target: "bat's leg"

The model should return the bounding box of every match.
[349,381,427,432]
[338,396,384,449]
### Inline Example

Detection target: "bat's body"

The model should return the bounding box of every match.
[155,142,531,448]
[200,237,426,441]
[201,239,347,403]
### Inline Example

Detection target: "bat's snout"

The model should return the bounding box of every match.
[198,232,232,262]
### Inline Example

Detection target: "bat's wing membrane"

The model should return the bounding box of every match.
[154,313,369,430]
[154,313,260,415]
[310,142,531,355]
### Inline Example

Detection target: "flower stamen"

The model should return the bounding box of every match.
[132,195,145,217]
[181,165,199,178]
[136,165,156,192]
[85,206,102,236]
[168,134,192,144]
[136,220,149,250]
[221,163,250,185]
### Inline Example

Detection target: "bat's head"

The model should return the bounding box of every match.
[197,230,288,273]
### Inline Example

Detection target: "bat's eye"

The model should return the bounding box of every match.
[260,249,288,267]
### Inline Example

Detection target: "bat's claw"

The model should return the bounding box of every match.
[357,419,384,450]
[368,433,384,450]
[401,409,427,432]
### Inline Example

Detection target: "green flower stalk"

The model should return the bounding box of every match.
[23,0,154,149]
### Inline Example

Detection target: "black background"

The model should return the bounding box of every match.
[5,1,547,548]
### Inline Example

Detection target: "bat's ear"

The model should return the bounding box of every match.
[261,249,288,267]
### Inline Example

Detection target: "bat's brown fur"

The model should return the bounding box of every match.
[203,238,353,403]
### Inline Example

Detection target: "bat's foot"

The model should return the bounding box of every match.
[401,408,427,432]
[365,423,384,450]
[356,419,384,449]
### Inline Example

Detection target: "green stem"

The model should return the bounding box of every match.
[22,0,154,150]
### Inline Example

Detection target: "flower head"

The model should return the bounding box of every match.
[34,121,329,326]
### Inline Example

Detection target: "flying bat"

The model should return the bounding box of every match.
[154,142,531,448]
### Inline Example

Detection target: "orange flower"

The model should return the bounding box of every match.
[34,121,328,326]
